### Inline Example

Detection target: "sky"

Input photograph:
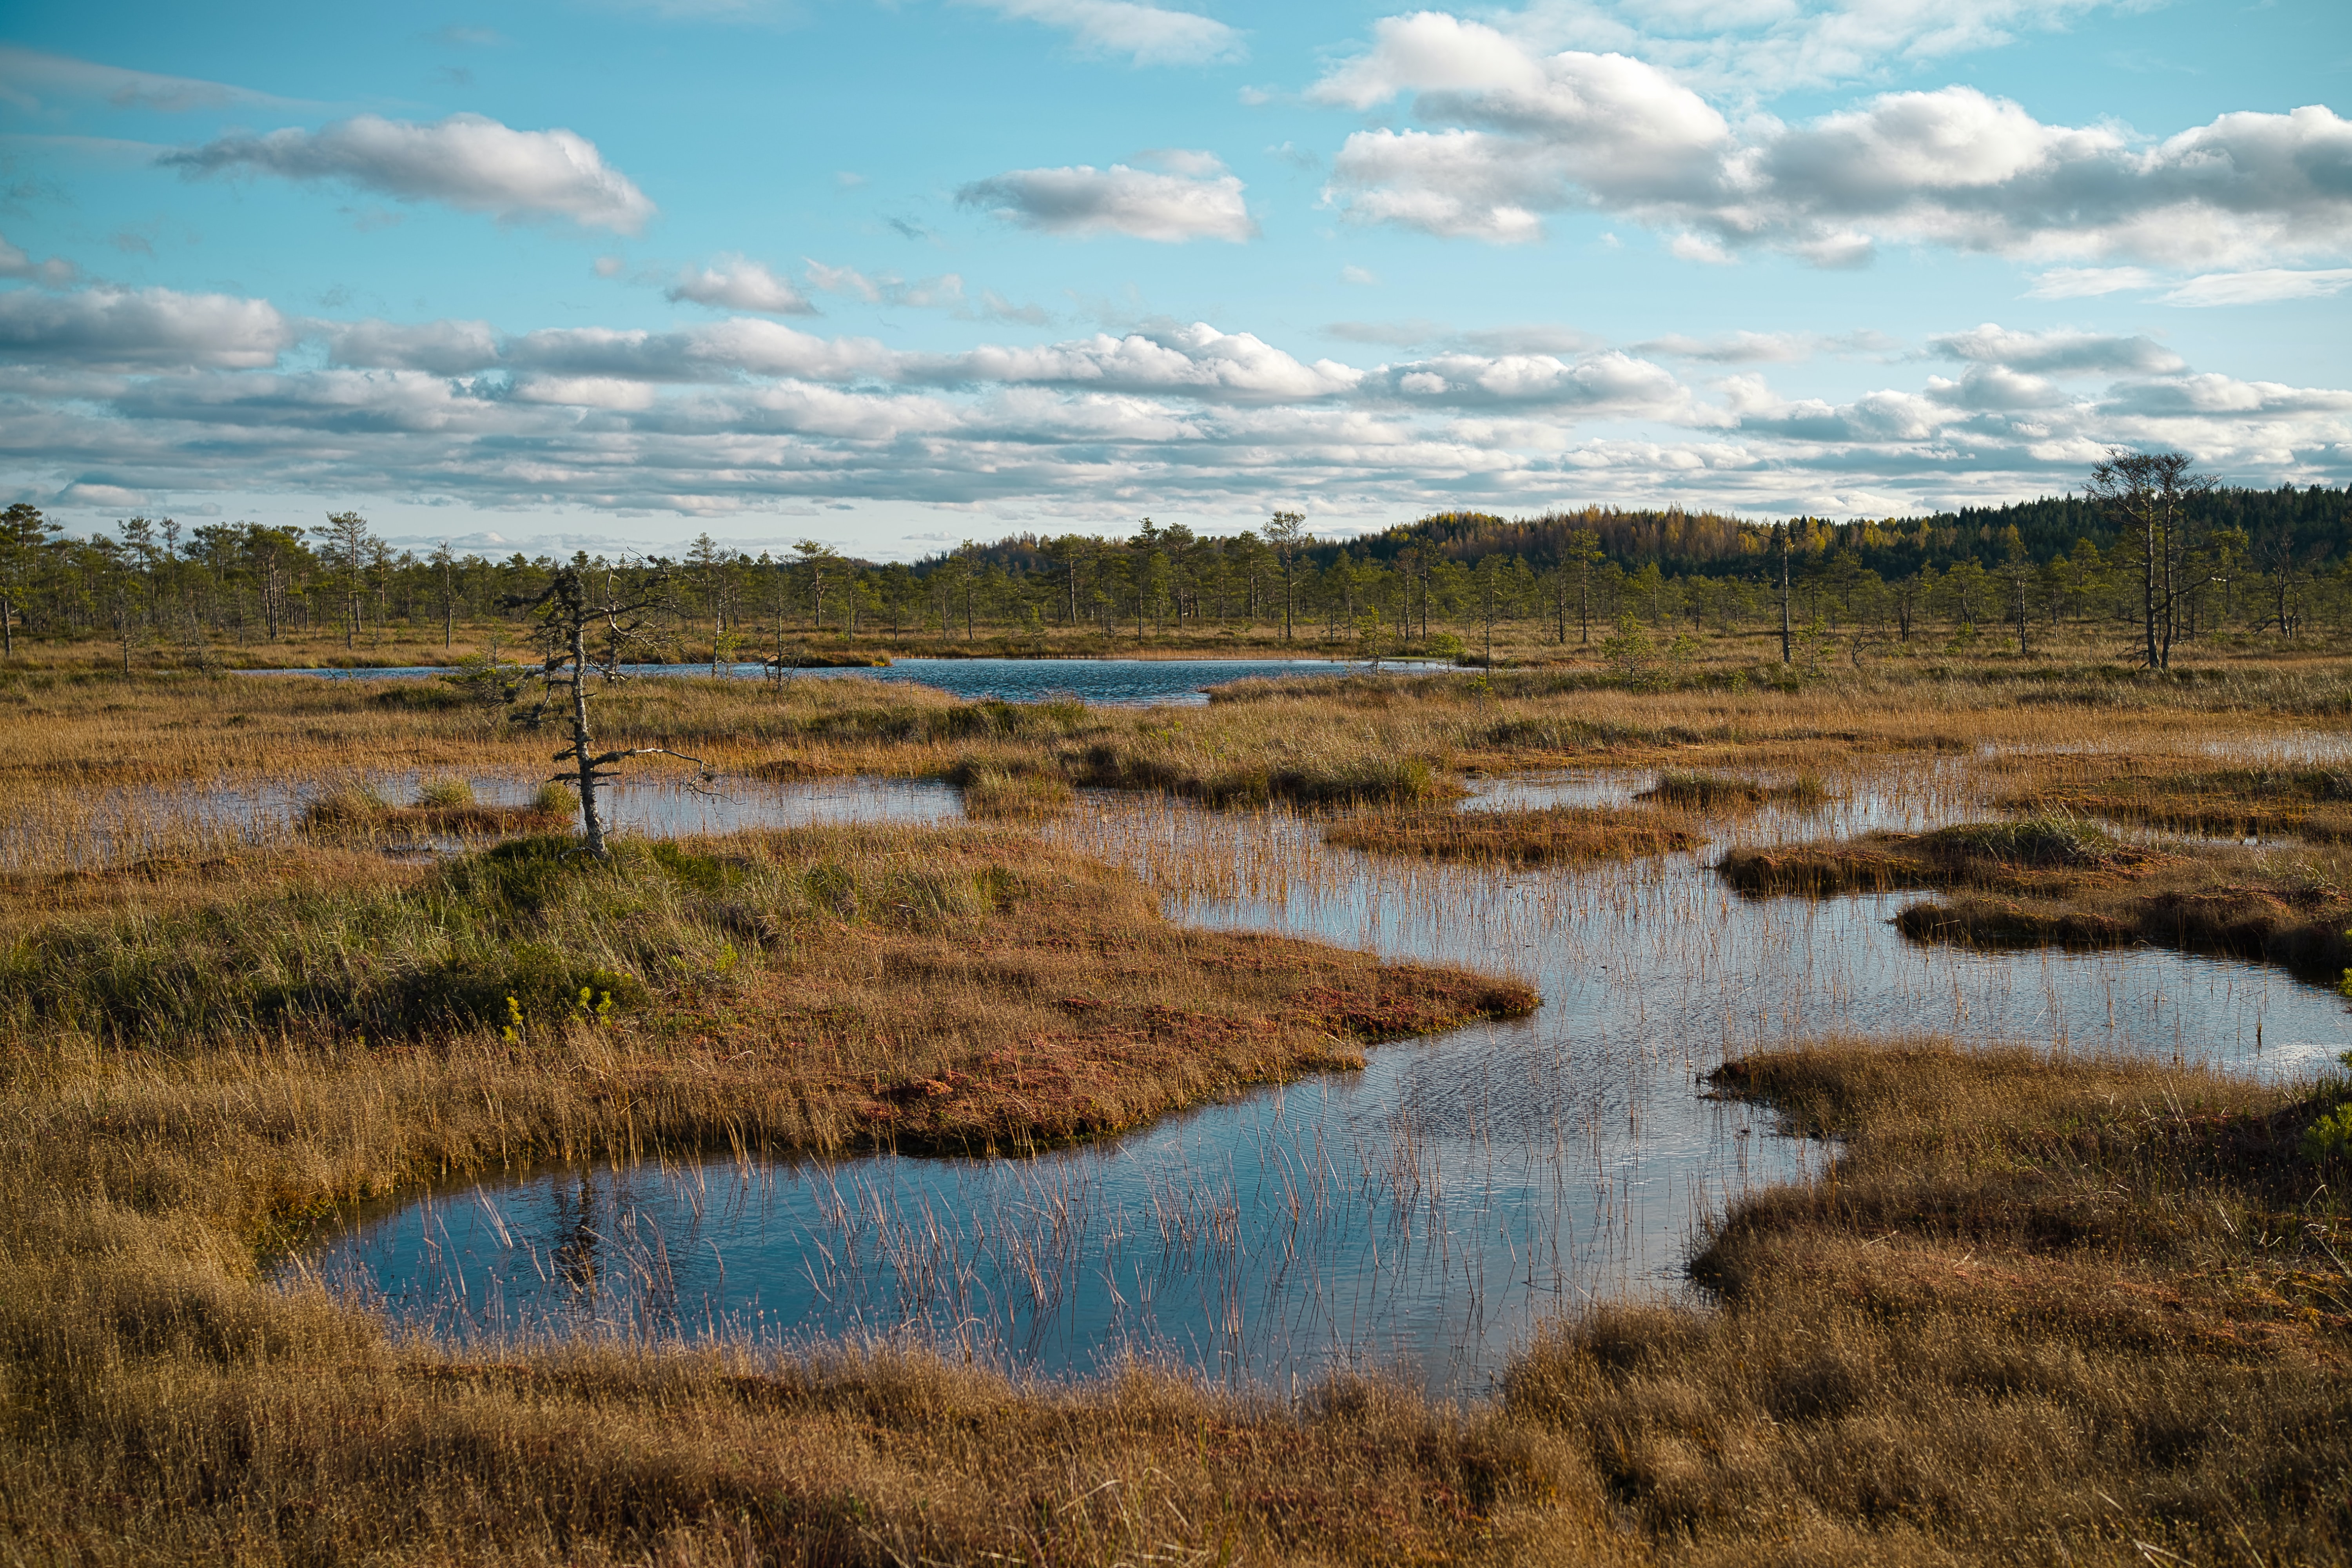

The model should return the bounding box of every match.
[0,0,2347,560]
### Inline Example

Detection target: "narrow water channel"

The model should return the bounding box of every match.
[287,760,2351,1395]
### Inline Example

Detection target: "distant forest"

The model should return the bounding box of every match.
[2,481,2347,661]
[955,485,2352,583]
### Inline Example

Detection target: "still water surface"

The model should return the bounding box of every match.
[292,766,2350,1394]
[239,656,1419,707]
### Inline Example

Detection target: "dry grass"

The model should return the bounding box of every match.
[1,827,1537,1162]
[1503,1037,2352,1565]
[1636,768,1829,812]
[1719,818,2352,980]
[8,656,2345,878]
[0,825,1561,1563]
[1717,818,2160,897]
[298,777,574,842]
[1997,757,2352,842]
[11,653,2352,1563]
[15,1027,2352,1563]
[950,759,1077,820]
[1327,804,1704,864]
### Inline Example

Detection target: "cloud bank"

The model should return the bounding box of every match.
[4,281,2345,524]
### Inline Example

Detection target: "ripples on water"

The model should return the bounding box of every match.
[289,759,2352,1394]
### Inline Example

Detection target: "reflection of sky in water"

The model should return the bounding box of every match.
[294,769,2352,1396]
[237,656,1425,707]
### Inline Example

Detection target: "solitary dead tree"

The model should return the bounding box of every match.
[506,562,707,858]
[2087,447,2217,670]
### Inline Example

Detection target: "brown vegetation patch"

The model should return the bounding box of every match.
[0,823,1566,1566]
[1998,757,2352,841]
[1635,768,1830,812]
[298,780,570,842]
[1898,878,2352,977]
[1326,804,1704,863]
[1718,817,2164,897]
[1728,818,2352,976]
[707,924,1535,1153]
[949,758,1076,820]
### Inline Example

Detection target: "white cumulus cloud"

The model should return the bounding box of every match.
[160,114,656,234]
[1315,20,2352,271]
[666,256,817,315]
[958,158,1256,242]
[937,321,1361,401]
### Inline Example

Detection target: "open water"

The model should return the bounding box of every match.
[237,656,1432,707]
[288,764,2352,1395]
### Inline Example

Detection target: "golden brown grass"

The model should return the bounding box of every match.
[298,776,573,842]
[1720,818,2352,979]
[14,1027,2352,1563]
[1996,755,2352,841]
[1327,804,1704,864]
[1504,1037,2352,1566]
[1636,768,1829,812]
[2,827,1537,1162]
[8,655,2346,878]
[949,758,1077,820]
[10,653,2352,1564]
[0,822,1573,1566]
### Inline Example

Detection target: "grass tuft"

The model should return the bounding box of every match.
[1327,804,1702,864]
[1637,768,1831,812]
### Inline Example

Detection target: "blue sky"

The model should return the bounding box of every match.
[1,0,2347,558]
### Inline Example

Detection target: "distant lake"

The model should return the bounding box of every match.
[236,655,1443,707]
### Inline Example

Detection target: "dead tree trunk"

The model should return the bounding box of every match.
[509,564,706,859]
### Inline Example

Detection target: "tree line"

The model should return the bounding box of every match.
[2,456,2345,669]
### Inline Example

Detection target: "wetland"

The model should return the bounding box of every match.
[9,653,2352,1564]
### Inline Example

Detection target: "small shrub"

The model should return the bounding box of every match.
[2304,1052,2352,1162]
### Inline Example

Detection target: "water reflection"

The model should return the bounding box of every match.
[296,767,2350,1394]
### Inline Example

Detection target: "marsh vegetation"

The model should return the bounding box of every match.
[7,646,2352,1564]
